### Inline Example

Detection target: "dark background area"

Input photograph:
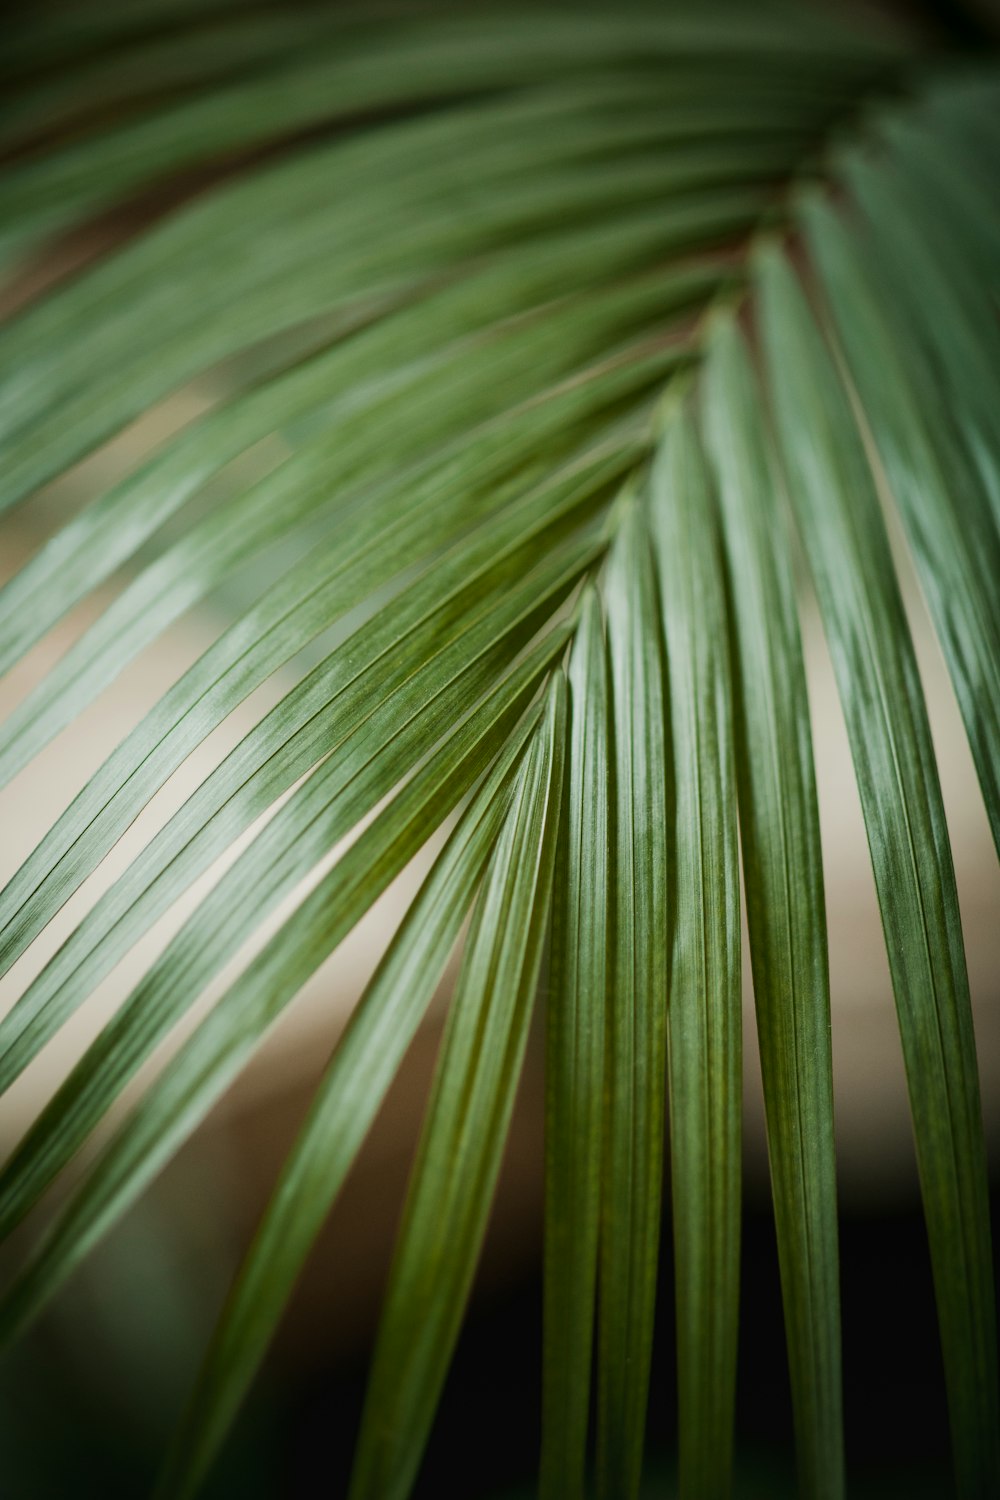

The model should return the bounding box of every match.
[3,1147,994,1497]
[287,1194,995,1499]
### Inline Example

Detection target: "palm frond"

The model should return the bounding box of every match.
[597,499,670,1500]
[541,585,609,1499]
[159,688,546,1500]
[347,672,565,1500]
[702,318,842,1499]
[653,403,742,1498]
[759,239,997,1498]
[1,4,998,1497]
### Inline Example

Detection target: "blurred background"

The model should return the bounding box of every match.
[1,2,998,1496]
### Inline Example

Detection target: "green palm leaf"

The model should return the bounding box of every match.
[653,402,742,1500]
[1,4,997,1497]
[758,242,997,1496]
[701,318,842,1499]
[597,499,670,1500]
[541,586,609,1499]
[347,673,565,1500]
[158,679,552,1500]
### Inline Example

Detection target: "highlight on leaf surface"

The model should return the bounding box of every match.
[0,3,998,1497]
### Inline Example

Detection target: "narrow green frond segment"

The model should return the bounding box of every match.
[597,502,669,1500]
[541,585,609,1500]
[800,183,1000,860]
[701,317,842,1500]
[907,78,1000,294]
[848,135,1000,537]
[0,323,666,797]
[0,443,621,1099]
[0,629,570,1344]
[0,6,897,266]
[0,98,765,508]
[651,405,741,1500]
[155,704,541,1500]
[757,245,999,1500]
[0,227,713,683]
[348,671,567,1500]
[0,361,659,984]
[0,546,587,1239]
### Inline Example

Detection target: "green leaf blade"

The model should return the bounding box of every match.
[758,243,999,1500]
[0,447,621,1097]
[800,182,1000,861]
[0,628,571,1344]
[347,669,567,1500]
[541,584,609,1500]
[155,695,542,1500]
[0,367,658,981]
[651,403,741,1500]
[701,316,843,1500]
[0,542,589,1239]
[596,501,669,1500]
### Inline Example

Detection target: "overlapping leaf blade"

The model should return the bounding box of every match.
[758,244,999,1499]
[0,5,897,263]
[596,501,669,1500]
[347,672,566,1500]
[0,226,713,682]
[0,540,590,1237]
[154,692,546,1500]
[0,468,616,1096]
[701,317,842,1500]
[541,585,609,1500]
[0,115,769,502]
[651,404,742,1500]
[0,631,571,1345]
[0,356,667,984]
[800,181,1000,858]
